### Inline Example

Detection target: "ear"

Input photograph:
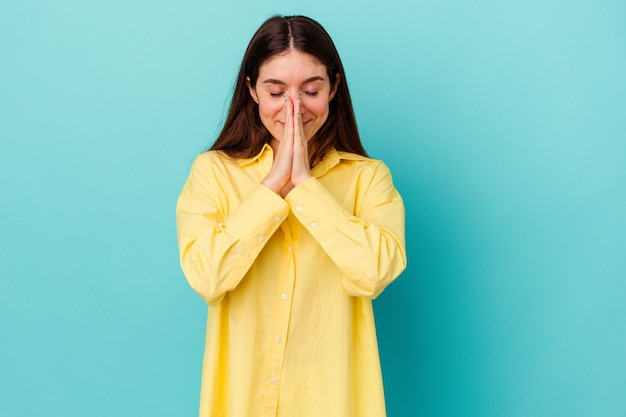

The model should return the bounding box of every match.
[329,73,340,101]
[246,76,259,104]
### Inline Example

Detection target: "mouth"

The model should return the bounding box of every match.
[278,120,311,127]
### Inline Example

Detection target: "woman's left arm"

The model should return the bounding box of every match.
[285,160,406,298]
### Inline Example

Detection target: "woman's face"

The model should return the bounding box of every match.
[247,49,338,144]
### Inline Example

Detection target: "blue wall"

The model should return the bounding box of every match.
[1,1,624,416]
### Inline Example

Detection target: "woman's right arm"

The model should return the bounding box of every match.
[176,154,289,305]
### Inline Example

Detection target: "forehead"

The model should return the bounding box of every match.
[258,50,328,83]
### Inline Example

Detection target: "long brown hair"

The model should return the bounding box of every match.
[210,15,367,164]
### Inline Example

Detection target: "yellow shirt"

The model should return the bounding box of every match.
[176,144,406,417]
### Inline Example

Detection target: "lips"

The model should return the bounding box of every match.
[278,120,311,127]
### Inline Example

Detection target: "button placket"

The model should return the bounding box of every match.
[262,222,296,415]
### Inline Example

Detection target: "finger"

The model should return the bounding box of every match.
[294,92,304,134]
[279,95,294,174]
[283,94,294,148]
[293,94,306,155]
[291,92,312,185]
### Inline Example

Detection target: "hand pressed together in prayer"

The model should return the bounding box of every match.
[262,93,312,197]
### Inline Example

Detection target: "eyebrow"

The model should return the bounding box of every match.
[261,76,325,85]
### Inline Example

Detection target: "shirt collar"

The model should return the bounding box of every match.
[237,143,274,166]
[312,148,370,177]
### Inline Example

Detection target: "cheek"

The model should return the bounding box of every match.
[302,97,330,116]
[258,100,284,118]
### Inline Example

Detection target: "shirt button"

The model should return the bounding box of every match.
[257,235,264,242]
[311,222,318,229]
[287,246,292,252]
[295,205,303,212]
[275,336,281,343]
[274,216,281,222]
[280,293,288,300]
[270,377,277,383]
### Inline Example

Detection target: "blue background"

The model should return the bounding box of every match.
[1,1,625,416]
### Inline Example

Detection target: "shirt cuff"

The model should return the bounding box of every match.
[225,184,290,241]
[284,177,352,240]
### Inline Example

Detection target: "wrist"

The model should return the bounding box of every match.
[291,174,312,187]
[262,178,284,194]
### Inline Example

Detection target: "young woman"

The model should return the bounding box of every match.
[176,15,407,417]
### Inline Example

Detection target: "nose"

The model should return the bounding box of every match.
[285,91,300,102]
[289,92,305,113]
[284,91,306,115]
